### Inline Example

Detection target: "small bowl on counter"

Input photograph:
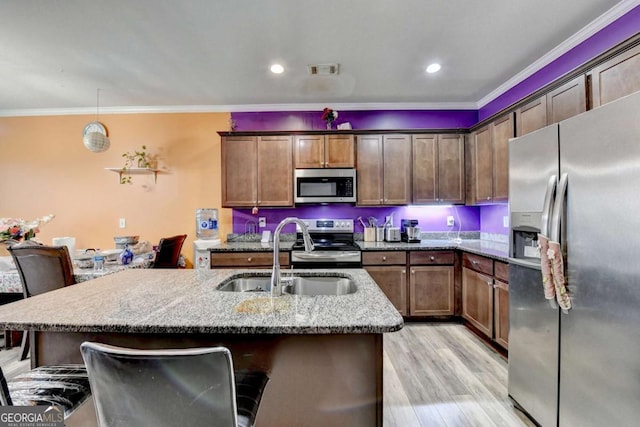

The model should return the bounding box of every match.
[74,250,96,268]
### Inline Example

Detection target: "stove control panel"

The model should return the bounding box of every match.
[296,219,354,233]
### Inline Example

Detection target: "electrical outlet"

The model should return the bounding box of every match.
[119,218,126,228]
[258,217,266,228]
[447,216,455,227]
[503,216,509,228]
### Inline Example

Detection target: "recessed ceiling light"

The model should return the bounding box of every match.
[270,64,284,74]
[426,63,441,74]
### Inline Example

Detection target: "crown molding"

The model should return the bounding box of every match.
[477,0,640,108]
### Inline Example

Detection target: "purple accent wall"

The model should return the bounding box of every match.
[478,6,640,121]
[232,205,480,234]
[231,110,477,131]
[479,204,509,235]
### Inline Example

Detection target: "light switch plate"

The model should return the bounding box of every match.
[447,216,454,227]
[119,218,126,228]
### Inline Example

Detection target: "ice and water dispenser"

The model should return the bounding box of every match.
[510,212,541,260]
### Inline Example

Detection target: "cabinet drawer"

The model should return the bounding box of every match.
[494,261,509,283]
[462,253,493,276]
[211,252,288,267]
[362,251,406,266]
[410,251,455,265]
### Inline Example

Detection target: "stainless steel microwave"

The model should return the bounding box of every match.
[294,169,357,204]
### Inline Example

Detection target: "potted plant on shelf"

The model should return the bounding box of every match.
[120,145,153,184]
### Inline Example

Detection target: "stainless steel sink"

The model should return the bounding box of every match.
[283,276,356,296]
[217,274,356,296]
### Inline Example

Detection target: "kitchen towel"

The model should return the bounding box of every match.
[547,240,572,313]
[537,234,556,300]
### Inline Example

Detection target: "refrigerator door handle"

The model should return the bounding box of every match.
[550,173,568,242]
[541,174,557,236]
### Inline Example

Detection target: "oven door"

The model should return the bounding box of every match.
[290,250,362,268]
[294,169,356,204]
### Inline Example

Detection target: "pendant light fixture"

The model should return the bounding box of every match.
[82,88,111,153]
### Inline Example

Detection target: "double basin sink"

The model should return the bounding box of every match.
[218,273,356,296]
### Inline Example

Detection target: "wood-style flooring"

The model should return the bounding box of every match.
[1,323,535,426]
[384,322,535,426]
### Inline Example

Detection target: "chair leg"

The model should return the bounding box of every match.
[19,331,29,360]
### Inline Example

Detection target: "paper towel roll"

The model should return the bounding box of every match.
[52,237,76,257]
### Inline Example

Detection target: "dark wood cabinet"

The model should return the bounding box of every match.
[294,134,354,168]
[589,43,640,108]
[547,75,587,124]
[412,134,464,204]
[493,261,509,349]
[409,251,455,316]
[466,114,512,205]
[515,96,547,136]
[356,134,411,205]
[222,136,293,208]
[363,251,407,315]
[462,266,494,337]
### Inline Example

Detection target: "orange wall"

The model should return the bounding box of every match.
[0,112,231,266]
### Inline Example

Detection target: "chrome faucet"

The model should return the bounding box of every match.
[271,217,314,297]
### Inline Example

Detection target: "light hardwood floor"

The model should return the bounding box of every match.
[2,324,534,426]
[384,322,535,427]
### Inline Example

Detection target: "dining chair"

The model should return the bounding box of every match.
[0,364,91,418]
[152,234,187,268]
[7,243,75,360]
[80,342,269,427]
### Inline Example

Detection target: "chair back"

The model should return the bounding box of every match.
[153,234,187,269]
[80,342,238,427]
[8,244,75,298]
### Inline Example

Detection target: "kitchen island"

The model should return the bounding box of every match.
[0,268,403,427]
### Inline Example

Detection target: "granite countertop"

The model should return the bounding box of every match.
[0,269,404,335]
[213,239,509,262]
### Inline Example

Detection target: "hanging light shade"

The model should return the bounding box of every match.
[83,89,111,153]
[83,130,110,152]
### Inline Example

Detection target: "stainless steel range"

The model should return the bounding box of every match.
[290,219,362,268]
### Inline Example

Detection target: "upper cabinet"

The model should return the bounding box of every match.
[294,134,355,168]
[516,75,587,136]
[466,114,513,205]
[412,134,465,204]
[222,135,293,208]
[589,43,640,108]
[357,134,411,206]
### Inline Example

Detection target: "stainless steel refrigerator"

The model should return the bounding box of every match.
[508,90,640,426]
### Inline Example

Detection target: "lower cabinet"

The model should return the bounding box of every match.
[461,252,509,349]
[363,252,407,315]
[210,251,289,269]
[409,251,455,316]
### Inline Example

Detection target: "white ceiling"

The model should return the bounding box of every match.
[0,0,635,116]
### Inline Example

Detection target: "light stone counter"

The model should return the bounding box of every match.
[0,268,403,335]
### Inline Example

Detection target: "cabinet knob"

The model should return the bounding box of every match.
[325,162,329,167]
[486,197,491,200]
[247,257,252,262]
[411,270,415,274]
[472,260,478,265]
[380,199,384,202]
[402,270,406,274]
[319,162,323,166]
[430,256,435,261]
[486,280,493,286]
[382,256,387,261]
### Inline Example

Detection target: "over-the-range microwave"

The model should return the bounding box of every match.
[294,168,356,204]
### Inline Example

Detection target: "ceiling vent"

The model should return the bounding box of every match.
[308,63,340,76]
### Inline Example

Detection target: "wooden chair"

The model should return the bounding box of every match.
[0,364,91,418]
[81,342,269,427]
[7,244,75,360]
[152,234,187,269]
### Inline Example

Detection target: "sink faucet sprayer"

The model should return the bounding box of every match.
[271,218,314,296]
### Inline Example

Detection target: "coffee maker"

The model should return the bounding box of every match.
[401,219,421,243]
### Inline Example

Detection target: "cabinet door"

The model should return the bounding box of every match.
[589,43,640,108]
[211,252,289,268]
[410,266,454,316]
[494,280,509,349]
[383,135,412,205]
[222,136,257,207]
[437,134,465,204]
[469,126,493,204]
[412,134,438,203]
[257,136,293,206]
[492,114,513,202]
[356,135,384,205]
[547,75,586,123]
[294,135,325,168]
[325,134,355,168]
[462,267,494,337]
[365,266,407,316]
[516,95,547,136]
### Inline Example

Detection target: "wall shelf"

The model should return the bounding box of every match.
[106,167,161,183]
